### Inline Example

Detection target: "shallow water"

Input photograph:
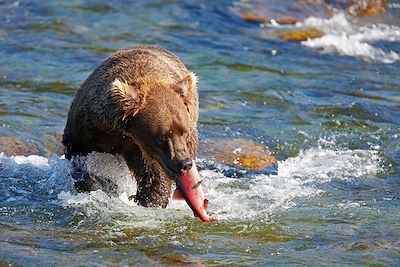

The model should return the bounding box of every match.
[1,0,400,266]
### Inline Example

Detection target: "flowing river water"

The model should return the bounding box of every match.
[0,1,399,266]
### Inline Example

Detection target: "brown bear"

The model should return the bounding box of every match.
[63,45,199,208]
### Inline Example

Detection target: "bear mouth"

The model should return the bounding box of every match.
[158,160,180,180]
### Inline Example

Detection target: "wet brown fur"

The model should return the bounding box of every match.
[63,45,198,208]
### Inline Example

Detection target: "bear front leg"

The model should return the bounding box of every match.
[134,168,173,208]
[122,143,173,208]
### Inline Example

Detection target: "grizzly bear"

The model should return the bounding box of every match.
[63,45,199,208]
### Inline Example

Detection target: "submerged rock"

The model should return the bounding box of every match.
[233,0,330,25]
[0,136,38,156]
[234,0,387,26]
[240,12,270,24]
[275,16,298,25]
[198,138,276,170]
[328,0,387,17]
[240,12,298,25]
[276,27,323,42]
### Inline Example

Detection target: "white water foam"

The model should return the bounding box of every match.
[298,13,400,63]
[0,152,74,194]
[0,145,382,223]
[77,152,137,196]
[202,146,382,220]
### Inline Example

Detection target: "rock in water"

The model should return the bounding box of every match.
[0,136,38,156]
[276,28,323,42]
[198,138,277,170]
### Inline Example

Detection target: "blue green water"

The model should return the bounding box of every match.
[0,0,399,266]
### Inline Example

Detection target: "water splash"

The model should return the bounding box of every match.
[75,152,137,196]
[203,145,382,220]
[299,13,400,63]
[0,143,382,225]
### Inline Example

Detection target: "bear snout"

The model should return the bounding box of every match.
[157,156,193,180]
[178,158,193,172]
[168,157,193,175]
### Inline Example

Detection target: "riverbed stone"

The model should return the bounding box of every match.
[276,27,323,42]
[275,16,298,25]
[0,136,38,156]
[235,0,387,26]
[198,138,277,170]
[240,12,270,24]
[233,0,330,25]
[240,12,298,25]
[345,0,387,16]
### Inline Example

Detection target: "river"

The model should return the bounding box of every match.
[0,0,399,266]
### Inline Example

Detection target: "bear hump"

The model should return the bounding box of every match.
[105,45,189,84]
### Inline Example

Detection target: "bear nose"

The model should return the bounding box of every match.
[179,158,193,172]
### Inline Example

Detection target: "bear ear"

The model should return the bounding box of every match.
[174,72,197,99]
[111,78,146,120]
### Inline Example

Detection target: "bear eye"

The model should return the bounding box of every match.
[158,134,168,143]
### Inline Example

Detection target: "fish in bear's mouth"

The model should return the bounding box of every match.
[172,160,217,222]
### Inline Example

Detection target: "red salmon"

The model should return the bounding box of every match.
[173,160,217,222]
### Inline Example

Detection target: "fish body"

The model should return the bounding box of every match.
[174,161,216,222]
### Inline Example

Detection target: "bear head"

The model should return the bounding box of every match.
[111,72,197,179]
